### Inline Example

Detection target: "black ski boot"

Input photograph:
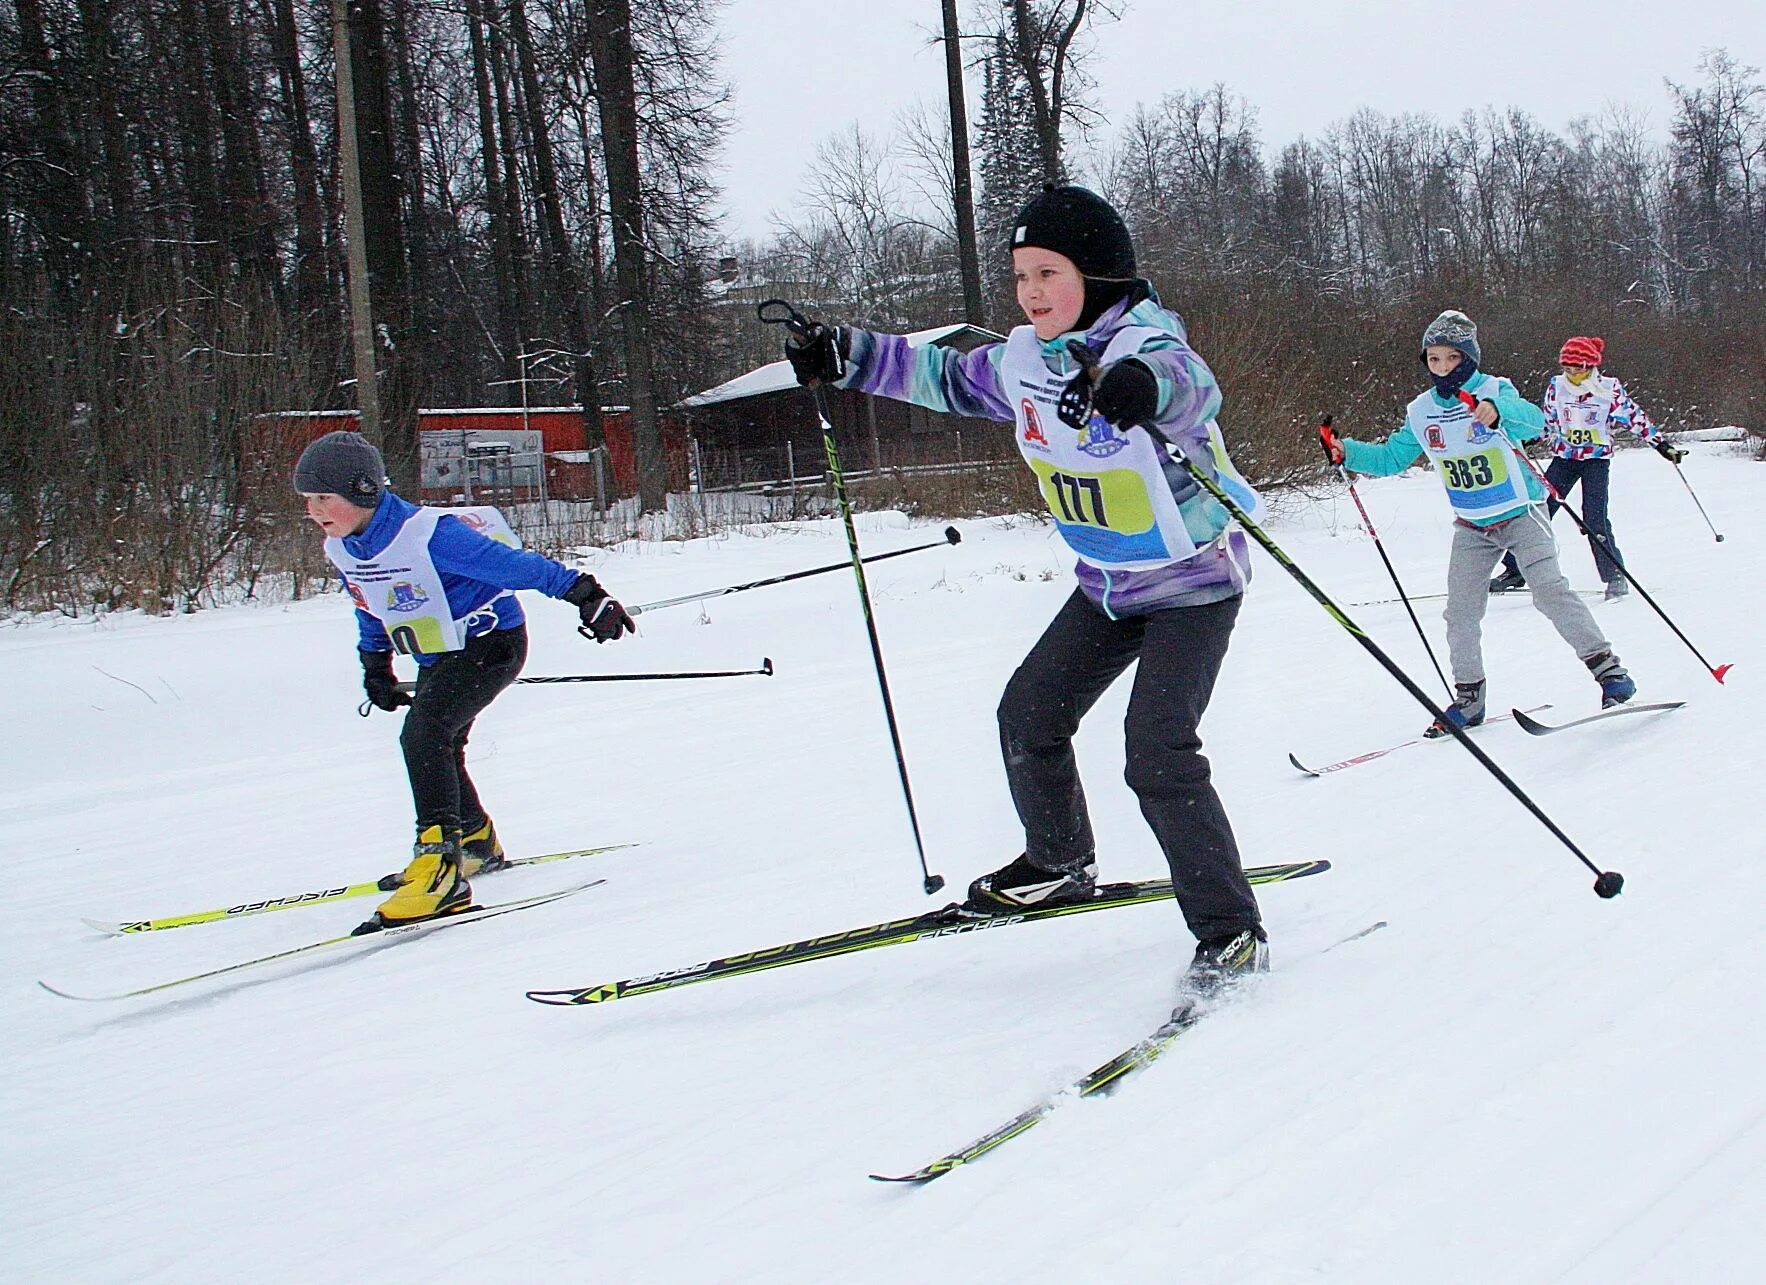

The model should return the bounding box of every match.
[1182,926,1269,999]
[966,853,1097,914]
[1488,567,1527,594]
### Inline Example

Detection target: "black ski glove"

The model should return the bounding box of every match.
[359,648,410,712]
[1654,440,1687,464]
[784,323,848,388]
[563,573,635,643]
[1090,359,1159,429]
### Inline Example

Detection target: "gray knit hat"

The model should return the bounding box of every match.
[1420,309,1480,366]
[292,430,385,506]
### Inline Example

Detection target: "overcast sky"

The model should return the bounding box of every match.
[712,0,1761,243]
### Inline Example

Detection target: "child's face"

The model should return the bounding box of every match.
[1013,247,1086,340]
[303,492,372,537]
[1425,345,1464,378]
[1562,362,1593,383]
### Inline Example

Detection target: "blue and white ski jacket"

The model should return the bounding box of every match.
[337,492,579,664]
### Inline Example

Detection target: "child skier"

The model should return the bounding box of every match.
[293,430,634,932]
[784,184,1268,991]
[1321,311,1638,736]
[1489,335,1684,600]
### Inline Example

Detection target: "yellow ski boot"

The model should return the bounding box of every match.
[459,816,509,878]
[355,826,473,934]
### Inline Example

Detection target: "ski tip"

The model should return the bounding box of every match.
[868,1169,944,1185]
[38,979,100,1002]
[1287,753,1319,776]
[1510,707,1550,735]
[81,918,125,937]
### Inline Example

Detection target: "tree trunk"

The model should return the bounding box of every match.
[585,0,666,510]
[942,0,984,325]
[464,0,522,380]
[269,0,329,324]
[507,0,599,444]
[344,0,420,491]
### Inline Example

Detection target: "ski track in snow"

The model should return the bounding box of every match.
[4,452,1763,1283]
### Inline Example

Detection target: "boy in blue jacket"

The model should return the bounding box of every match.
[1321,311,1637,736]
[294,430,634,931]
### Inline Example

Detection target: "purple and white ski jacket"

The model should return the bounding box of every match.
[833,289,1255,617]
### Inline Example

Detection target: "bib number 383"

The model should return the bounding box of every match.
[1440,450,1504,491]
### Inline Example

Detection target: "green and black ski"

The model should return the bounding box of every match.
[871,921,1387,1184]
[525,860,1330,1008]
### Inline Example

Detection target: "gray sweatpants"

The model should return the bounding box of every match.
[1444,508,1609,684]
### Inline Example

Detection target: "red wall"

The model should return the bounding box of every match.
[262,408,686,499]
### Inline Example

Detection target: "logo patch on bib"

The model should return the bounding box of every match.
[386,581,430,613]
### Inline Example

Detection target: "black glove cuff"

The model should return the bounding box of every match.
[359,648,396,675]
[562,574,605,608]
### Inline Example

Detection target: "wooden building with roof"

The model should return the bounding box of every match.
[673,322,1007,490]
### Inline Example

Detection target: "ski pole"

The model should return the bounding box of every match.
[1456,391,1732,684]
[363,660,776,714]
[758,299,945,896]
[1061,342,1623,899]
[1669,458,1725,543]
[629,528,961,616]
[1316,416,1451,698]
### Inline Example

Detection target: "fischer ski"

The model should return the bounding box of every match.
[43,880,606,1002]
[1288,706,1549,776]
[525,861,1330,1008]
[870,921,1388,1184]
[1511,701,1685,737]
[82,843,636,935]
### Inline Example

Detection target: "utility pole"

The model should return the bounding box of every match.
[333,0,382,446]
[941,0,984,326]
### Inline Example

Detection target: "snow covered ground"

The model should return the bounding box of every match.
[5,446,1762,1283]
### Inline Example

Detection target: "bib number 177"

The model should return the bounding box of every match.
[1043,470,1109,526]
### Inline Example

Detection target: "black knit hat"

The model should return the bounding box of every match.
[292,430,386,506]
[1010,185,1137,279]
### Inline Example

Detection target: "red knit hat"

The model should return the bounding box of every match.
[1559,336,1605,367]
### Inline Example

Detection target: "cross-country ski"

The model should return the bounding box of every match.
[1510,701,1687,736]
[1288,706,1549,776]
[80,843,635,935]
[41,881,605,1002]
[870,922,1388,1184]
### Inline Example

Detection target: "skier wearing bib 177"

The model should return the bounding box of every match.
[293,430,635,933]
[783,184,1268,994]
[1489,335,1683,601]
[1319,311,1639,738]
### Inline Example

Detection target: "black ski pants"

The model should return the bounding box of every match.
[996,589,1261,942]
[402,625,527,835]
[1501,456,1623,584]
